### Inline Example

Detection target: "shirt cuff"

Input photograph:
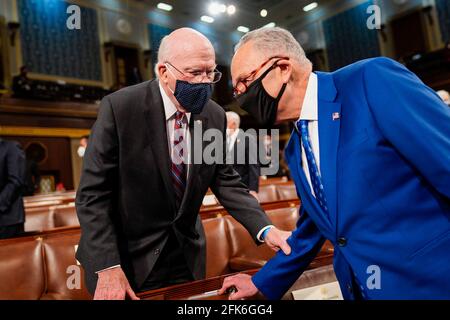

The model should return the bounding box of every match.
[96,265,121,274]
[257,225,274,243]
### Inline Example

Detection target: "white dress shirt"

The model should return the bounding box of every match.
[296,72,321,198]
[159,82,192,178]
[226,129,239,153]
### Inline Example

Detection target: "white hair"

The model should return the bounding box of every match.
[226,111,241,128]
[437,90,450,99]
[234,27,311,67]
[154,35,171,78]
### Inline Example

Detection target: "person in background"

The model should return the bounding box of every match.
[0,138,26,239]
[226,111,260,200]
[77,135,89,158]
[23,144,41,197]
[437,89,450,106]
[12,66,33,98]
[260,134,272,170]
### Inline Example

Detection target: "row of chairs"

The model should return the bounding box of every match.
[0,205,334,300]
[257,183,297,203]
[25,203,79,233]
[22,177,291,210]
[22,182,298,234]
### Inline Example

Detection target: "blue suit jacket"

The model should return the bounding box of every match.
[252,57,450,300]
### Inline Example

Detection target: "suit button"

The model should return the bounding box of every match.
[347,284,353,294]
[338,238,347,247]
[154,249,160,255]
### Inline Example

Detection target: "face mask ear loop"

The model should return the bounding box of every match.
[276,82,288,102]
[247,61,283,97]
[258,63,278,83]
[164,63,177,95]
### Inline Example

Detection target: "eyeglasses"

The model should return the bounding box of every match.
[165,62,222,84]
[232,56,289,98]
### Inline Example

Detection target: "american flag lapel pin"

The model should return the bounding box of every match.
[332,112,340,121]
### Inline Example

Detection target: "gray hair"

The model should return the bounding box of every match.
[437,89,450,105]
[234,27,311,67]
[226,111,241,128]
[154,35,171,78]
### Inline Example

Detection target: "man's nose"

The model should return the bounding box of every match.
[199,74,211,83]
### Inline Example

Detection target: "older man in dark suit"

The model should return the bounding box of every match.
[76,28,292,300]
[226,111,260,200]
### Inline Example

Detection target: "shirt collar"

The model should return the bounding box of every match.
[158,81,191,122]
[298,72,318,122]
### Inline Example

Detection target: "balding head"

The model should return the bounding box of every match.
[226,111,241,131]
[437,90,450,105]
[155,28,217,112]
[155,28,215,77]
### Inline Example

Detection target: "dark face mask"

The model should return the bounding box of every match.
[236,63,287,127]
[172,80,213,114]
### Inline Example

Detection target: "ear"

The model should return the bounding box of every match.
[277,60,292,84]
[158,64,169,84]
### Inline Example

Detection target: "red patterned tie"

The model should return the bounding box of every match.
[171,111,187,209]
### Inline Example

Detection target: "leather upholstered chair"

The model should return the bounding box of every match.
[276,184,299,200]
[24,207,55,232]
[53,204,79,228]
[203,217,232,278]
[41,230,91,300]
[0,237,46,299]
[257,184,279,203]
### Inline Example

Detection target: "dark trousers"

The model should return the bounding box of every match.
[0,223,24,239]
[139,230,194,292]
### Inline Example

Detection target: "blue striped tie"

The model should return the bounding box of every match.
[297,120,329,214]
[172,111,187,209]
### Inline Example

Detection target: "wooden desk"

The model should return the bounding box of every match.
[138,269,260,300]
[138,258,336,301]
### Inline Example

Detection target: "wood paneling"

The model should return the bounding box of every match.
[0,97,98,129]
[8,136,75,190]
[391,10,428,60]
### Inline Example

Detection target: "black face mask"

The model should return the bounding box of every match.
[236,63,287,127]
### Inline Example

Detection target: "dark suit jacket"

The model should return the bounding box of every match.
[226,132,260,192]
[0,139,25,227]
[76,80,271,294]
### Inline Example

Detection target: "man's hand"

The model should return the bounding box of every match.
[94,267,140,300]
[264,227,292,255]
[218,274,259,300]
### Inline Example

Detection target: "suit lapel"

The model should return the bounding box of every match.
[143,80,177,213]
[317,72,341,226]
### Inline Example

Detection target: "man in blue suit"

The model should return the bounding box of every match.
[219,27,450,300]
